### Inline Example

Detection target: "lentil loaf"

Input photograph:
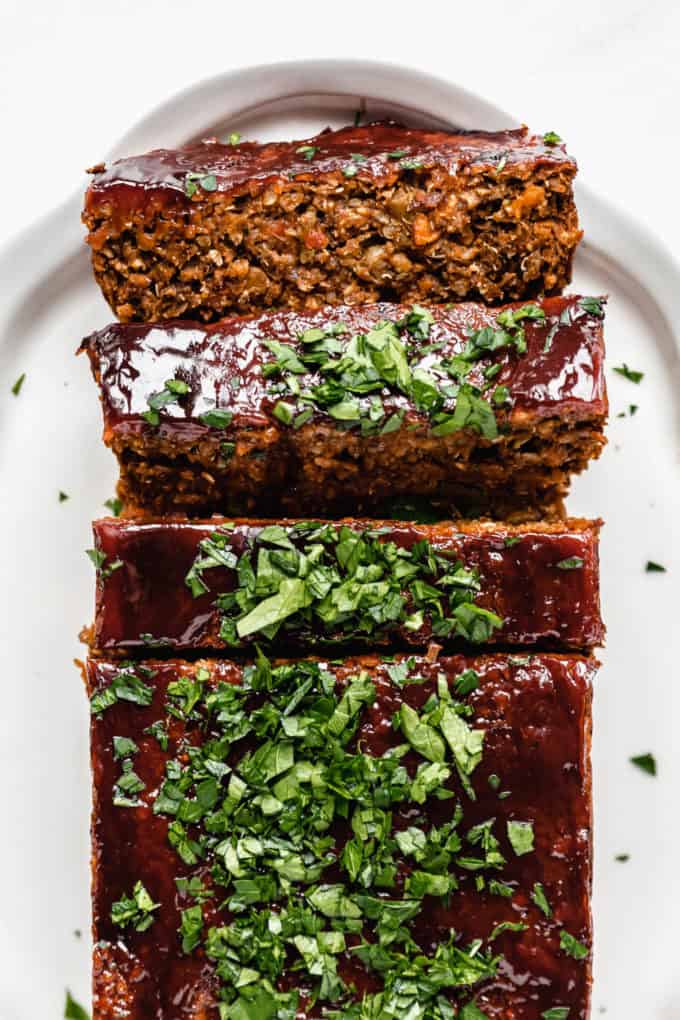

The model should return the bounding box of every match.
[82,122,581,323]
[88,516,603,655]
[80,295,607,519]
[87,650,593,1020]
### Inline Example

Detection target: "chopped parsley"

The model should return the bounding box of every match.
[228,131,241,145]
[613,363,643,384]
[260,305,548,441]
[542,1009,570,1020]
[111,880,159,932]
[645,561,666,573]
[578,296,604,318]
[86,547,123,579]
[182,522,503,646]
[99,653,560,1017]
[11,372,25,396]
[58,490,69,502]
[543,131,562,146]
[296,145,318,160]
[506,820,534,856]
[104,496,123,516]
[556,557,583,570]
[531,881,552,917]
[199,408,233,428]
[143,378,190,426]
[615,853,630,862]
[184,172,218,198]
[90,667,154,715]
[64,990,90,1020]
[630,752,656,776]
[559,930,589,960]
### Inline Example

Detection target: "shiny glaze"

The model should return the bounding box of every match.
[85,123,575,214]
[81,296,607,438]
[88,653,593,1019]
[92,517,604,652]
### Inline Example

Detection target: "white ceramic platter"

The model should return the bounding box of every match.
[0,60,678,1020]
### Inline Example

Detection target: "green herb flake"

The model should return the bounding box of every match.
[11,372,26,396]
[64,990,90,1020]
[613,363,644,384]
[59,490,69,502]
[559,929,589,960]
[630,752,656,776]
[556,557,584,570]
[104,496,123,516]
[542,1009,570,1020]
[111,880,159,932]
[645,561,666,573]
[543,131,563,146]
[296,145,318,160]
[185,172,218,198]
[199,408,233,429]
[531,881,552,917]
[229,131,241,145]
[615,853,630,862]
[507,820,534,856]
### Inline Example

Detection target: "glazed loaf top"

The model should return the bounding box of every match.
[85,122,576,210]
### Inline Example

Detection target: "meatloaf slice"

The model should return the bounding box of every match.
[83,122,581,323]
[80,295,607,520]
[88,516,603,655]
[87,650,593,1020]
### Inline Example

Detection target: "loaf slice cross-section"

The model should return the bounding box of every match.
[83,123,581,323]
[81,296,607,518]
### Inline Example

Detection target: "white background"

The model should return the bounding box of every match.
[1,3,679,1019]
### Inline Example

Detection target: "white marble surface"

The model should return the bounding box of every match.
[1,0,680,253]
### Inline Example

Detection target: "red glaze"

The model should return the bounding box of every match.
[88,653,593,1019]
[81,296,607,439]
[85,123,575,216]
[92,516,604,653]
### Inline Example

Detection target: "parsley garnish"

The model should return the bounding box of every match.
[111,880,159,932]
[645,560,666,573]
[556,557,583,570]
[543,131,562,146]
[531,881,552,917]
[183,522,503,646]
[64,990,90,1020]
[228,131,241,145]
[90,667,154,715]
[542,1009,570,1020]
[184,172,218,198]
[11,372,25,396]
[613,363,644,384]
[59,490,69,502]
[615,853,630,862]
[630,752,656,776]
[559,930,588,960]
[86,547,123,579]
[296,145,318,160]
[507,820,534,856]
[104,496,123,516]
[578,296,604,318]
[143,378,190,426]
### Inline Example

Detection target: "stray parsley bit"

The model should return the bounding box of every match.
[615,853,630,862]
[578,296,604,318]
[199,408,233,429]
[531,881,552,917]
[104,496,123,517]
[11,372,26,396]
[59,490,69,502]
[556,557,584,570]
[613,363,643,384]
[542,1009,570,1020]
[111,880,159,932]
[507,820,534,856]
[630,752,656,776]
[229,131,241,145]
[184,172,218,198]
[543,131,563,146]
[645,560,666,573]
[90,667,154,715]
[143,378,190,425]
[559,929,589,960]
[296,145,318,160]
[64,990,90,1020]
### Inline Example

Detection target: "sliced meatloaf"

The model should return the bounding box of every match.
[87,650,593,1020]
[87,516,603,655]
[80,295,607,519]
[83,122,581,322]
